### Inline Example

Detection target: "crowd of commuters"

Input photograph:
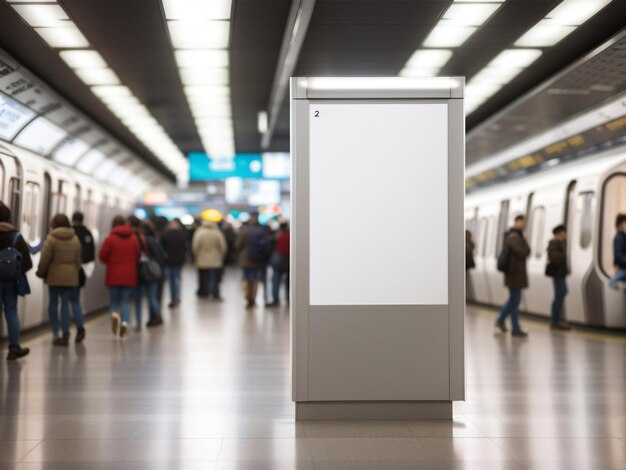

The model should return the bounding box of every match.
[0,204,291,359]
[466,212,626,337]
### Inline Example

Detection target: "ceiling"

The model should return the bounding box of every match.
[0,0,624,181]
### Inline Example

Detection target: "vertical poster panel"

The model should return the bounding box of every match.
[309,102,448,305]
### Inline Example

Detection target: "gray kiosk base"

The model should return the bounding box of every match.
[295,401,452,420]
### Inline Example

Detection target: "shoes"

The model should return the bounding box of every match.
[111,312,120,336]
[265,301,279,308]
[245,301,255,309]
[53,336,69,346]
[75,328,86,344]
[6,346,29,361]
[168,301,180,308]
[133,326,142,333]
[119,322,128,338]
[550,322,571,331]
[213,296,224,302]
[495,320,507,333]
[146,316,164,328]
[512,331,529,338]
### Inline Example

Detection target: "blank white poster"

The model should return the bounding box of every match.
[309,102,448,305]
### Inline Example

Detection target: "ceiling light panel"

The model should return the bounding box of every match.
[179,67,229,86]
[489,48,542,67]
[75,68,120,86]
[515,20,576,47]
[406,49,453,68]
[162,0,232,20]
[12,4,69,27]
[423,22,477,47]
[175,50,229,68]
[443,3,500,26]
[35,25,89,48]
[168,21,230,49]
[547,0,612,26]
[59,50,107,69]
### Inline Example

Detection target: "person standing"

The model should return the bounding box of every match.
[36,214,82,346]
[160,220,187,308]
[545,225,571,330]
[236,214,270,309]
[609,213,626,288]
[99,216,140,338]
[192,220,227,300]
[266,222,290,307]
[0,202,33,360]
[71,211,95,342]
[140,220,167,327]
[495,215,530,338]
[466,230,476,270]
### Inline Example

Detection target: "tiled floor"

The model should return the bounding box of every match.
[1,267,625,469]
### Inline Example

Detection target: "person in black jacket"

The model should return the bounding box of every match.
[160,220,187,308]
[545,225,571,331]
[0,202,33,360]
[609,213,626,288]
[71,211,95,343]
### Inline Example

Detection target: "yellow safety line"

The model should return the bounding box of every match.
[20,312,109,348]
[469,305,626,344]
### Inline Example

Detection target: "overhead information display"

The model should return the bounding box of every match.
[14,117,67,154]
[0,94,35,140]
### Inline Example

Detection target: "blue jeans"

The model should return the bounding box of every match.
[0,281,20,348]
[164,265,181,303]
[497,288,522,334]
[109,286,133,324]
[271,269,289,303]
[134,282,160,324]
[551,277,568,325]
[243,268,264,281]
[609,268,626,288]
[49,286,76,337]
[70,287,85,330]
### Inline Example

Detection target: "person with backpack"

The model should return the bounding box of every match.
[266,222,290,307]
[131,218,167,329]
[192,220,227,300]
[99,215,140,338]
[0,202,33,360]
[495,215,530,337]
[236,213,271,309]
[71,211,95,340]
[36,214,82,346]
[545,225,571,331]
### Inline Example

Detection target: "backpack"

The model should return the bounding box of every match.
[497,233,511,273]
[248,227,271,262]
[137,235,162,283]
[0,232,23,282]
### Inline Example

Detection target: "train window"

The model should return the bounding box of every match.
[8,177,20,228]
[488,216,497,257]
[530,206,546,259]
[579,192,595,249]
[56,180,68,214]
[478,217,488,257]
[22,182,41,243]
[600,173,626,277]
[496,200,509,257]
[74,183,81,213]
[42,173,52,237]
[0,160,5,200]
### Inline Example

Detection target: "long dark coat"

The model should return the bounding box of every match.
[504,229,530,289]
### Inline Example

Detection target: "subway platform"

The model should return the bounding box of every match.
[0,268,625,469]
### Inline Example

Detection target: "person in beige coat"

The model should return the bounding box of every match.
[192,221,227,300]
[37,214,83,346]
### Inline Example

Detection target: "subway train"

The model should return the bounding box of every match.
[466,144,626,329]
[0,141,135,336]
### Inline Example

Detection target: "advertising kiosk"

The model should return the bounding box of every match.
[290,77,465,420]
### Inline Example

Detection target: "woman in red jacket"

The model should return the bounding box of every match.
[99,215,140,338]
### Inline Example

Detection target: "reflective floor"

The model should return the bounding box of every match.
[1,268,625,469]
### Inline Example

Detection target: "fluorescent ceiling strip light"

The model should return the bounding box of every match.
[400,67,441,78]
[424,22,477,47]
[515,19,576,47]
[75,68,120,86]
[35,26,89,48]
[168,21,230,49]
[162,0,232,20]
[59,50,107,69]
[179,67,229,86]
[12,4,69,27]
[406,49,453,68]
[547,0,612,26]
[489,48,542,67]
[443,3,501,26]
[175,49,229,68]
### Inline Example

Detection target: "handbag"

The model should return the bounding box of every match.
[137,236,162,283]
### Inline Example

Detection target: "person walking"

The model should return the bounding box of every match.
[236,213,270,309]
[266,222,290,307]
[0,202,33,360]
[99,215,140,338]
[139,220,167,328]
[545,225,571,330]
[609,213,626,288]
[466,229,476,301]
[71,211,95,341]
[160,220,187,308]
[36,214,82,346]
[192,220,227,300]
[495,215,530,338]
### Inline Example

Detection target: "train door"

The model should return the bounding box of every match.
[53,179,69,215]
[598,171,626,328]
[472,213,492,303]
[565,190,598,325]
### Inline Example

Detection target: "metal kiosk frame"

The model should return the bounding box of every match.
[290,77,465,420]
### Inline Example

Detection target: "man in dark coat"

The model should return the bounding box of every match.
[160,220,187,308]
[545,225,571,330]
[496,215,530,337]
[71,211,95,343]
[0,202,33,360]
